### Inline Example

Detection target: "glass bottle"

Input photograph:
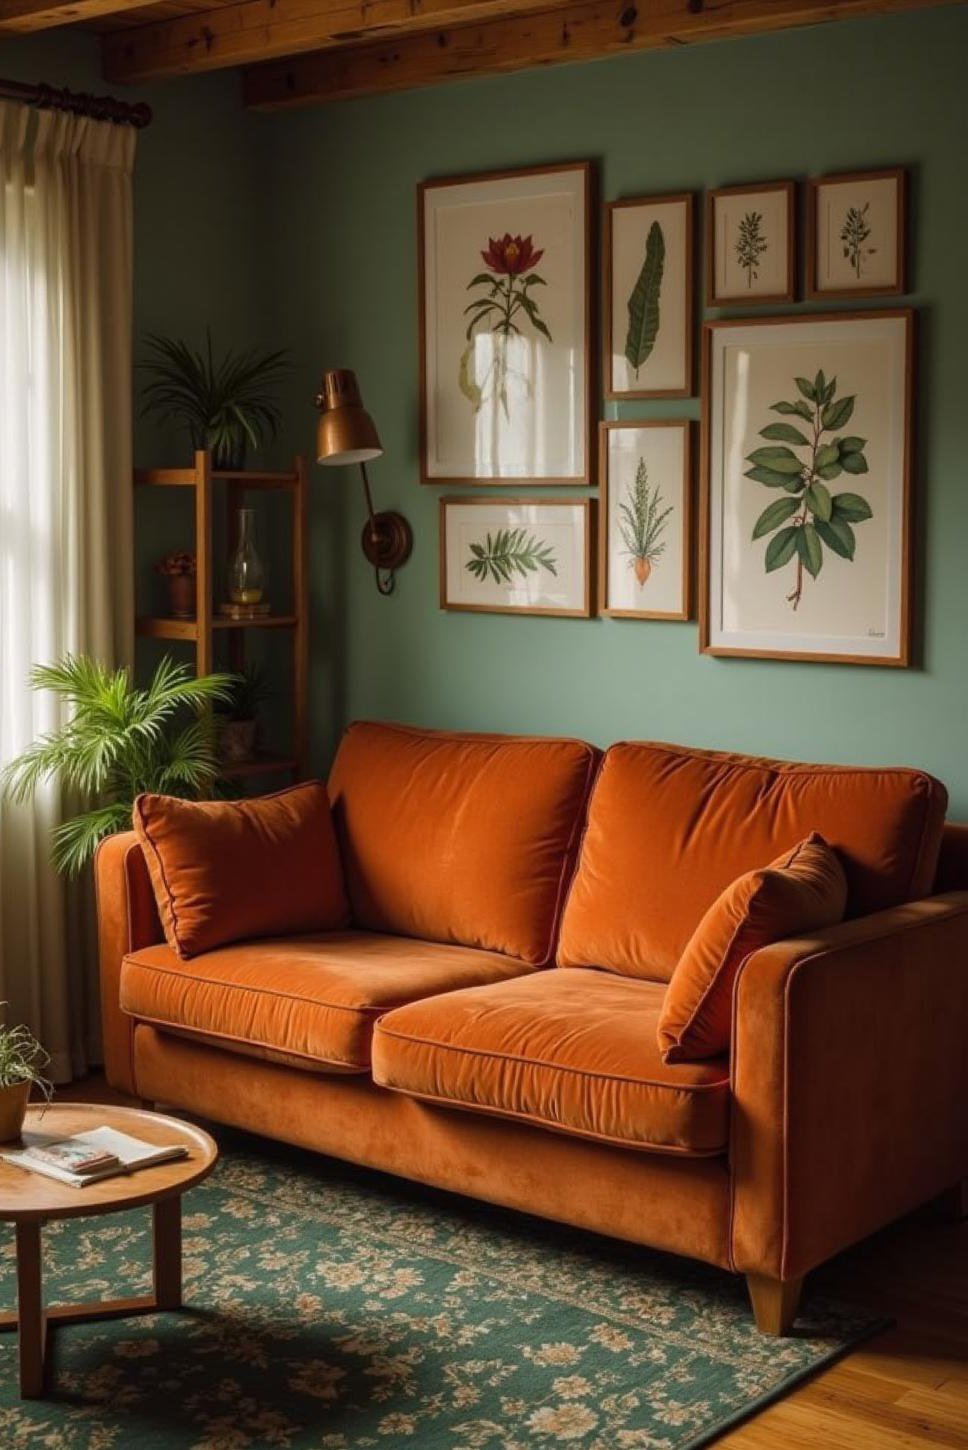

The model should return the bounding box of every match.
[228,508,266,605]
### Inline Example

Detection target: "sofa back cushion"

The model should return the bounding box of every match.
[328,721,600,964]
[557,741,947,982]
[133,781,350,960]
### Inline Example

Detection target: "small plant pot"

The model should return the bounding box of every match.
[0,1081,31,1142]
[166,574,196,619]
[219,718,257,765]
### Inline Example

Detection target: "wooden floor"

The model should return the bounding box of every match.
[57,1074,968,1448]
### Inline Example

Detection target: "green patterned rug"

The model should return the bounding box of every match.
[0,1130,885,1448]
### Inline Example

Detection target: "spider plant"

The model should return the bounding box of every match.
[139,331,290,469]
[0,1013,52,1099]
[0,655,235,876]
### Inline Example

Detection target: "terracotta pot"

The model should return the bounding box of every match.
[167,574,196,619]
[0,1080,31,1142]
[219,718,257,765]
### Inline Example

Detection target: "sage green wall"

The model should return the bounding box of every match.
[256,4,968,812]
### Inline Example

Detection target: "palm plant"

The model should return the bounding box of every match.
[0,655,234,876]
[139,331,289,469]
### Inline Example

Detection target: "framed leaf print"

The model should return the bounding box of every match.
[599,421,692,619]
[807,168,907,299]
[700,311,913,666]
[439,496,592,617]
[604,193,694,399]
[419,162,592,485]
[707,181,795,306]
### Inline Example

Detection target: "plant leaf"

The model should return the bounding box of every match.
[752,496,799,539]
[821,394,855,431]
[765,526,799,572]
[795,376,817,402]
[816,461,843,481]
[815,443,840,471]
[624,221,665,376]
[837,435,866,454]
[771,400,814,422]
[804,481,833,521]
[746,446,803,475]
[840,451,869,475]
[815,517,856,560]
[745,465,801,489]
[832,492,873,522]
[797,522,824,578]
[759,422,811,446]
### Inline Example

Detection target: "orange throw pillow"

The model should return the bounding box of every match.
[133,781,350,960]
[658,833,847,1063]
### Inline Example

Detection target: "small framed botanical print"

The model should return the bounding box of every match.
[604,192,694,399]
[807,168,907,299]
[439,496,593,617]
[707,181,795,306]
[419,161,592,485]
[599,421,692,619]
[700,310,913,666]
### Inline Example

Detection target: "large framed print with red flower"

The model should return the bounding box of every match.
[419,162,592,484]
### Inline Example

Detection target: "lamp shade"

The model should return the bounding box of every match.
[315,368,383,466]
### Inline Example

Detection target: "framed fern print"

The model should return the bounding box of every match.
[439,497,592,617]
[599,422,692,619]
[419,162,592,485]
[807,168,907,299]
[706,181,795,306]
[700,311,913,665]
[604,193,694,399]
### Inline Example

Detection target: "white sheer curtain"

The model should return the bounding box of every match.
[0,100,135,1080]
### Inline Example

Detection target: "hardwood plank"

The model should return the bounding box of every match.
[103,0,564,81]
[0,0,161,36]
[238,0,961,110]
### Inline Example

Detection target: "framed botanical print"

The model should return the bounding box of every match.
[604,192,694,399]
[700,311,913,666]
[707,181,795,306]
[419,162,592,485]
[599,421,692,619]
[439,496,592,617]
[807,168,907,299]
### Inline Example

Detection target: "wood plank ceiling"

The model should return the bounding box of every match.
[0,0,959,109]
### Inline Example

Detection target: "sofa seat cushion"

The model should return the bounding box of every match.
[372,970,729,1156]
[328,721,600,965]
[120,932,536,1074]
[558,740,947,982]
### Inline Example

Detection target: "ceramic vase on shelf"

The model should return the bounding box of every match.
[228,508,266,607]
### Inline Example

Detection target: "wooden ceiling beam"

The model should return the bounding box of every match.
[0,0,160,34]
[101,0,561,83]
[239,0,959,110]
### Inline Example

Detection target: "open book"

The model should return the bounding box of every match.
[2,1126,189,1188]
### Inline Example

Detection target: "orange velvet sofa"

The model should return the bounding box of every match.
[94,721,968,1335]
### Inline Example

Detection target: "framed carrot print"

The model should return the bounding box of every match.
[701,311,913,665]
[807,168,907,299]
[439,496,592,617]
[706,181,795,306]
[604,193,694,399]
[599,421,692,619]
[419,162,592,485]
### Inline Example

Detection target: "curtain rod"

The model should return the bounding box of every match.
[0,76,152,128]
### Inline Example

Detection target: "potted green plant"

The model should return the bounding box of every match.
[0,1012,52,1141]
[155,550,197,619]
[216,664,272,765]
[0,655,234,876]
[138,331,289,470]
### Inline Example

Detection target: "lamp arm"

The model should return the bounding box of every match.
[359,462,381,545]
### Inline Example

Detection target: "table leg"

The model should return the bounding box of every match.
[15,1222,45,1398]
[153,1196,182,1311]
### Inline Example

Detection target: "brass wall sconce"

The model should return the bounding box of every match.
[314,369,413,596]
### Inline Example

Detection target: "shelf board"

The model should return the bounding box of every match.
[220,753,298,780]
[214,470,299,489]
[136,614,298,639]
[134,467,299,490]
[134,468,197,487]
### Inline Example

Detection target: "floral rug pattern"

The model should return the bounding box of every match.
[0,1133,884,1448]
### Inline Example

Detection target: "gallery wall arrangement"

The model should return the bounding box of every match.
[419,154,912,666]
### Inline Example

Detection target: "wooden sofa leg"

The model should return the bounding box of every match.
[746,1274,804,1335]
[936,1179,968,1221]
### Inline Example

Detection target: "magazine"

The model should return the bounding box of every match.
[2,1126,189,1188]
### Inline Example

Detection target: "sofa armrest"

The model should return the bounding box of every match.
[94,830,163,1094]
[730,893,968,1282]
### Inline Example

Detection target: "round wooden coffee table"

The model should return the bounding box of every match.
[0,1102,218,1398]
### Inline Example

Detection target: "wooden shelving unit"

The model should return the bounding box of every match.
[135,449,309,783]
